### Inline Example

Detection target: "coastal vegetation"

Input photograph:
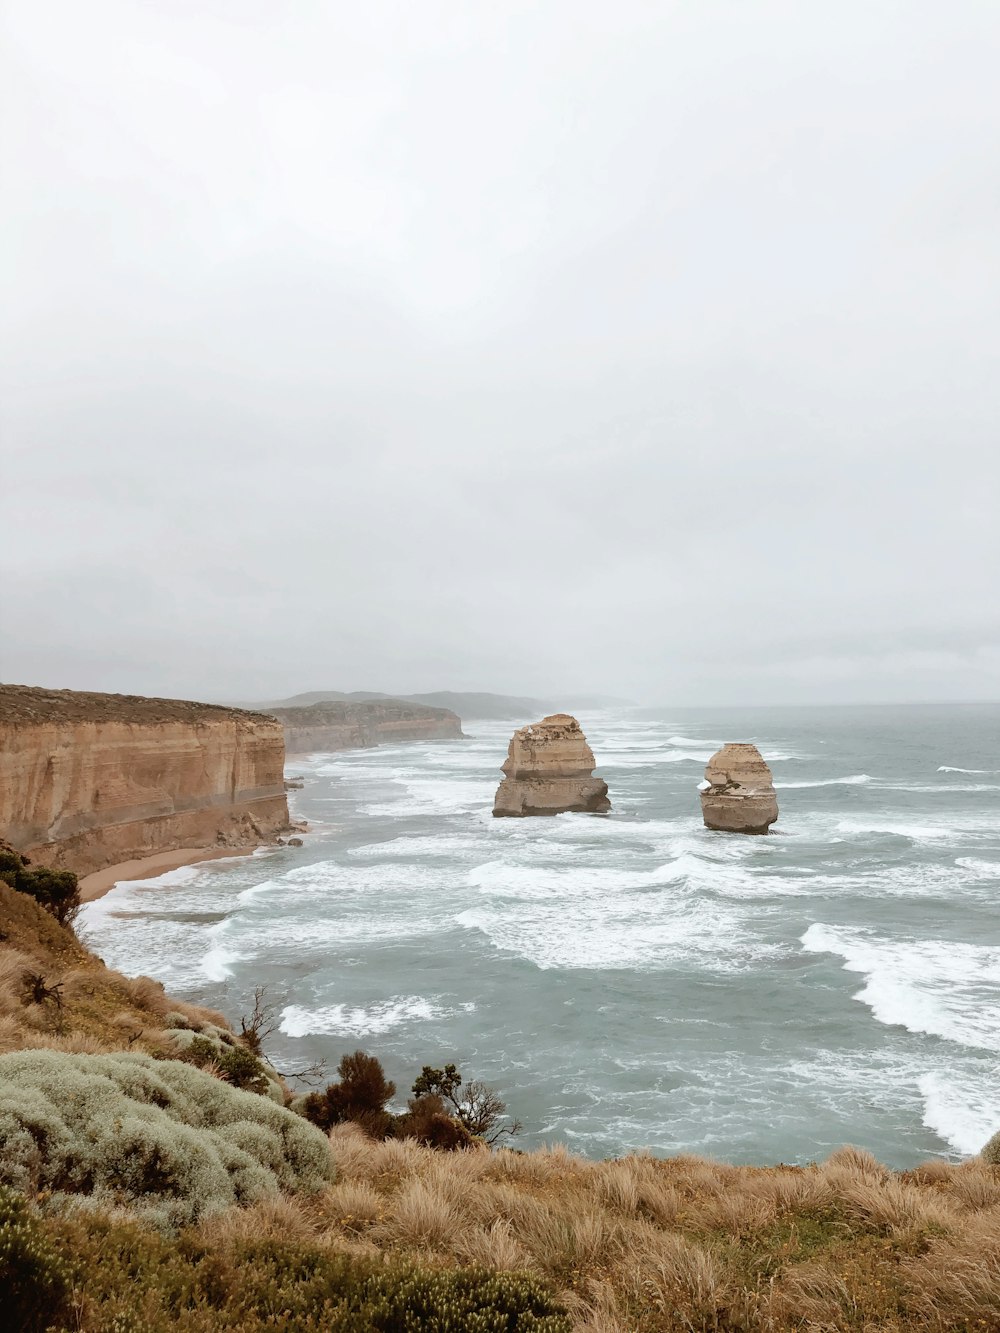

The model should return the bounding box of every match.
[3,841,1000,1329]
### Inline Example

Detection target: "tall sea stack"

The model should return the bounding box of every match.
[700,742,778,834]
[493,714,610,817]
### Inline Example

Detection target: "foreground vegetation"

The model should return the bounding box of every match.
[6,1129,1000,1331]
[3,844,1000,1330]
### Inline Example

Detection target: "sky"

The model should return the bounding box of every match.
[2,0,998,707]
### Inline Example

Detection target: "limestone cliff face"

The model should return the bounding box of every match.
[0,685,289,875]
[272,699,464,755]
[493,714,610,817]
[700,743,778,834]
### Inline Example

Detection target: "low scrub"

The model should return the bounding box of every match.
[0,1186,71,1333]
[0,1049,333,1227]
[168,1025,285,1103]
[4,1195,570,1332]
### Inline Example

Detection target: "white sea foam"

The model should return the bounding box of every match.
[458,881,781,972]
[777,774,873,789]
[280,995,454,1037]
[834,818,955,842]
[938,766,997,774]
[956,857,1000,876]
[801,923,1000,1049]
[918,1071,999,1156]
[201,944,241,982]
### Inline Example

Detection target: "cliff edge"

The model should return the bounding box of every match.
[271,698,464,755]
[0,684,290,875]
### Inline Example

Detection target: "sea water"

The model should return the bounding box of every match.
[79,703,1000,1168]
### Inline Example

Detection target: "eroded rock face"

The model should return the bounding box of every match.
[493,714,610,817]
[700,743,778,834]
[271,699,464,755]
[0,685,290,875]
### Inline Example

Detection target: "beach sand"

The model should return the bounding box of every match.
[78,846,255,902]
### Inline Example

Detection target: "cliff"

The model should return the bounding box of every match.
[493,713,611,817]
[271,698,464,755]
[0,684,290,875]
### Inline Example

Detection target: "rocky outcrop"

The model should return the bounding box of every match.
[0,685,290,875]
[493,714,610,817]
[271,699,464,755]
[700,743,778,834]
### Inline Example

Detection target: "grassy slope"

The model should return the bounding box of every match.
[3,882,1000,1331]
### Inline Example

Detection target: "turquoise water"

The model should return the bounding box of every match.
[80,703,1000,1167]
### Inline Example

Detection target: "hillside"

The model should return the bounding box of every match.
[254,689,552,719]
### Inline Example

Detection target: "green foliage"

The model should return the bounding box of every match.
[0,1050,334,1227]
[412,1065,520,1146]
[0,841,80,926]
[301,1050,397,1138]
[413,1063,462,1102]
[35,1207,570,1331]
[981,1129,1000,1165]
[168,1026,284,1103]
[188,1035,272,1095]
[0,1187,70,1333]
[298,1055,517,1149]
[396,1094,475,1151]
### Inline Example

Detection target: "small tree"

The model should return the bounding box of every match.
[301,1051,397,1138]
[411,1064,521,1146]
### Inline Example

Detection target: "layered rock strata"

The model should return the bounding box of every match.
[493,714,610,817]
[0,685,290,875]
[700,743,778,834]
[272,699,464,755]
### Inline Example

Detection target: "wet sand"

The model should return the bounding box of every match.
[78,846,256,902]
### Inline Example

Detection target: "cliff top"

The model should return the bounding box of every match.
[269,697,459,725]
[0,683,277,726]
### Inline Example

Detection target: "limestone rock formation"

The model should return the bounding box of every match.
[700,743,778,834]
[0,685,290,875]
[493,714,610,817]
[271,699,464,755]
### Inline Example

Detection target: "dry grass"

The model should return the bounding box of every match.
[0,883,242,1058]
[294,1132,1000,1331]
[0,948,35,1013]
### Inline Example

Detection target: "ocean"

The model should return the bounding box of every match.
[79,703,1000,1169]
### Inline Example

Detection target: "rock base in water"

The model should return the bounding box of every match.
[493,714,610,817]
[700,742,778,834]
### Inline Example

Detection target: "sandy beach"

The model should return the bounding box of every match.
[78,846,257,902]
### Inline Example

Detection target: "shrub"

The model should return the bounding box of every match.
[980,1129,1000,1166]
[0,1049,333,1226]
[27,1201,571,1332]
[412,1064,521,1145]
[301,1050,397,1138]
[0,841,80,927]
[396,1093,475,1150]
[0,1187,70,1333]
[168,1027,284,1103]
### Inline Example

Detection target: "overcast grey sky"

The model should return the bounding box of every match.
[2,0,998,706]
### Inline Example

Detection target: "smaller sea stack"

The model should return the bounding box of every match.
[700,743,778,834]
[493,714,610,817]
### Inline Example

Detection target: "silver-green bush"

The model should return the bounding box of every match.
[981,1129,1000,1166]
[0,1050,334,1227]
[166,1026,285,1103]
